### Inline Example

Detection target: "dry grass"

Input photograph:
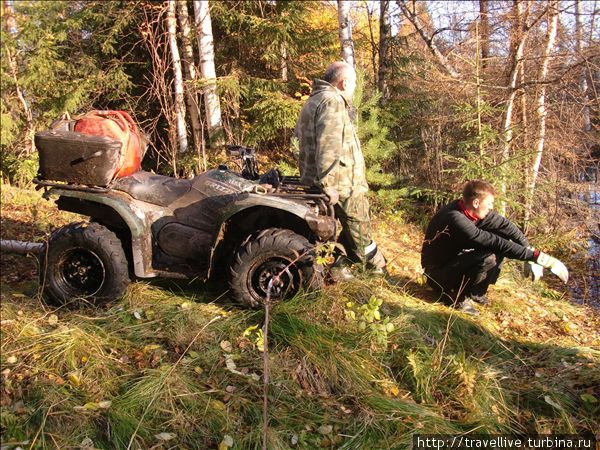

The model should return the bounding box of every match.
[1,184,599,449]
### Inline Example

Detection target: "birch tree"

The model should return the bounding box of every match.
[526,0,559,222]
[479,0,489,70]
[3,0,33,150]
[337,0,355,67]
[193,0,223,146]
[397,0,459,78]
[498,0,529,214]
[575,0,592,132]
[167,0,188,154]
[378,0,391,102]
[177,0,205,169]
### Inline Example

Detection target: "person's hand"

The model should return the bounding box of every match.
[523,261,544,282]
[536,252,569,283]
[323,187,339,206]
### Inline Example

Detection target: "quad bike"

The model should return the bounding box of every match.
[33,121,336,308]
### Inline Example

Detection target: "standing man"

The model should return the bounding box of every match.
[295,61,386,275]
[421,180,569,314]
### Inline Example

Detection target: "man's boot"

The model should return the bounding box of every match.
[329,256,355,282]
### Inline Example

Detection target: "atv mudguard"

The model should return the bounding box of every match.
[43,187,161,278]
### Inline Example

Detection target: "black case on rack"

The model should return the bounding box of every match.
[35,129,122,186]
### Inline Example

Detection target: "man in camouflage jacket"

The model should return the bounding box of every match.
[295,61,386,273]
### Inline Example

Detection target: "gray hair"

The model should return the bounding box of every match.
[322,61,355,85]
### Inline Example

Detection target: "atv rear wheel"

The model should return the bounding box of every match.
[229,228,323,308]
[40,222,130,307]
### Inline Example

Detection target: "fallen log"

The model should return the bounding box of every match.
[1,240,44,255]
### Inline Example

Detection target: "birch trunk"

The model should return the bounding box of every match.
[479,0,489,70]
[177,0,206,170]
[167,0,189,154]
[575,0,592,132]
[193,0,223,146]
[526,1,559,220]
[378,0,391,102]
[498,0,528,215]
[337,0,355,67]
[280,41,288,82]
[3,0,33,152]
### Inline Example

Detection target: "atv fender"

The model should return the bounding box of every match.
[43,188,161,278]
[208,193,336,275]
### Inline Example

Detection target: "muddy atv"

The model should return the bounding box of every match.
[34,145,336,308]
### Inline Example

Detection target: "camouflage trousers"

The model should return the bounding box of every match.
[335,193,386,270]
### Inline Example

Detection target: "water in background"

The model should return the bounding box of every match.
[571,166,599,305]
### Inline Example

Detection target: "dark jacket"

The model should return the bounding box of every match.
[421,200,535,268]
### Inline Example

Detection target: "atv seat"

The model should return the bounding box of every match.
[113,171,192,207]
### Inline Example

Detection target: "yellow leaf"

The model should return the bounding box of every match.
[390,385,400,396]
[211,400,226,411]
[68,372,81,386]
[143,344,161,354]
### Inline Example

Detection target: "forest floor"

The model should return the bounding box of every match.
[1,182,599,450]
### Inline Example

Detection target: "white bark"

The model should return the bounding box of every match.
[499,0,528,215]
[575,0,592,132]
[337,0,355,67]
[193,0,223,145]
[280,41,288,82]
[378,0,391,100]
[3,0,33,148]
[1,240,43,255]
[529,1,559,202]
[167,0,189,154]
[397,0,459,78]
[177,0,205,169]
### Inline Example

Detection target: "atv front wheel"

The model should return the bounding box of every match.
[229,228,323,308]
[40,222,130,306]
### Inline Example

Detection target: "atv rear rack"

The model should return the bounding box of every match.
[33,178,112,193]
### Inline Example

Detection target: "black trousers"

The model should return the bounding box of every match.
[424,250,503,303]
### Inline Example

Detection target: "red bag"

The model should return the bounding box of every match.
[74,110,147,178]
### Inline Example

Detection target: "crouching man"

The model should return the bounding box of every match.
[421,180,569,314]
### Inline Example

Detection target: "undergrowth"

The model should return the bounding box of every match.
[1,184,599,449]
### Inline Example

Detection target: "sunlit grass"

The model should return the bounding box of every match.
[1,183,599,449]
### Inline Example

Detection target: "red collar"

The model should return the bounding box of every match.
[458,200,479,222]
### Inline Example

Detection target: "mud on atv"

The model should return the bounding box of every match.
[34,145,336,308]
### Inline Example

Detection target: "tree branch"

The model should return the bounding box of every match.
[397,0,460,79]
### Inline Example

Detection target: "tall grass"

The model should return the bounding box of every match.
[1,184,598,449]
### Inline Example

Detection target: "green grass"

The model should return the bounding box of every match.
[1,184,599,449]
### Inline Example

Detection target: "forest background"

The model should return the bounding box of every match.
[1,1,600,448]
[1,0,598,236]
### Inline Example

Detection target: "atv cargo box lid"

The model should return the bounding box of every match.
[35,129,123,187]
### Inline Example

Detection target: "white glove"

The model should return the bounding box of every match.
[323,187,339,206]
[523,261,544,282]
[536,252,569,283]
